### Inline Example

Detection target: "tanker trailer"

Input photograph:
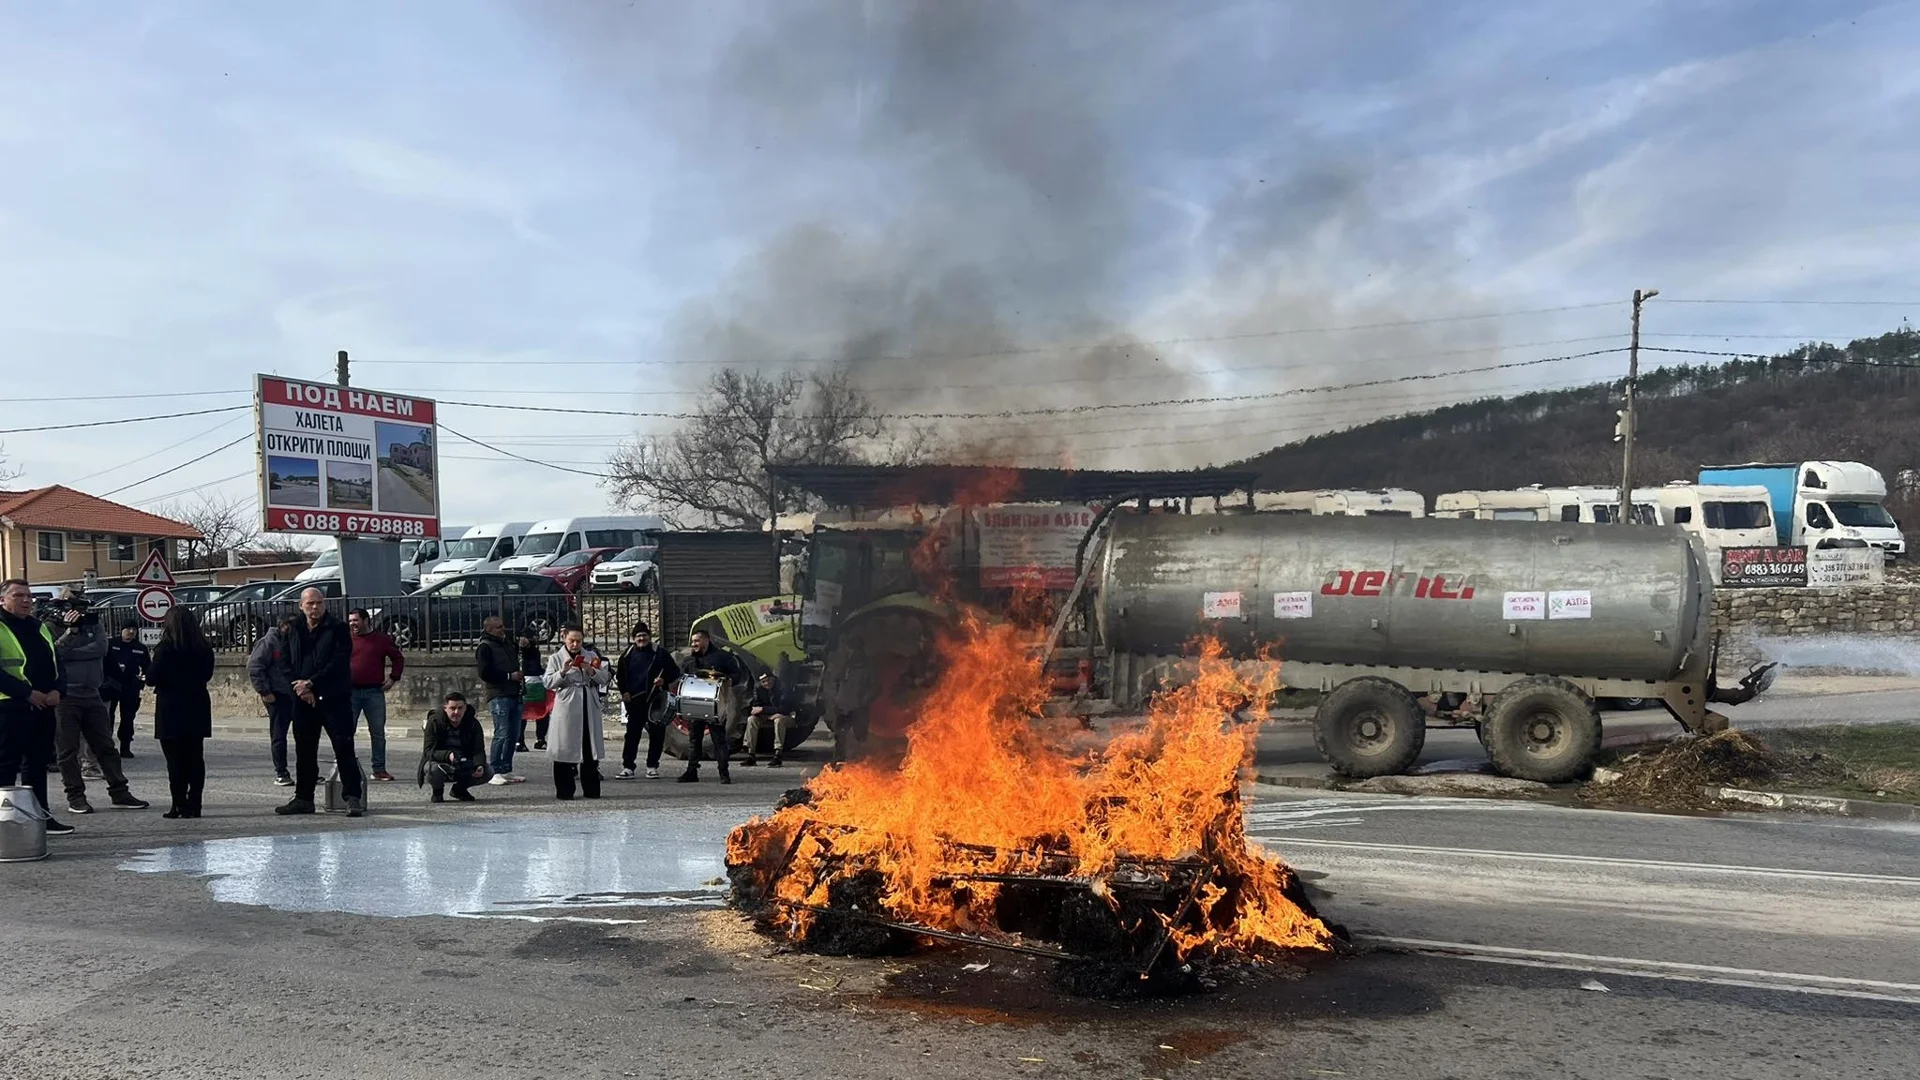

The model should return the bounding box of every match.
[1096,513,1774,783]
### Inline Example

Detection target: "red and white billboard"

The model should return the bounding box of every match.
[255,375,441,539]
[973,503,1096,590]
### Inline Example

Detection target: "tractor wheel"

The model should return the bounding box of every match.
[1482,676,1603,783]
[1312,677,1426,778]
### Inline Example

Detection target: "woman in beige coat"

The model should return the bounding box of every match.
[543,628,611,799]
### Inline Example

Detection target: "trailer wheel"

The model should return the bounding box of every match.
[1313,678,1426,778]
[1482,676,1602,783]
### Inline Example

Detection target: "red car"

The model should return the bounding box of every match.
[535,546,625,594]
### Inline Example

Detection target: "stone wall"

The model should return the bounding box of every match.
[212,651,505,726]
[1713,584,1920,670]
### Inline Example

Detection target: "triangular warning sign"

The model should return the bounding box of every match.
[133,549,176,587]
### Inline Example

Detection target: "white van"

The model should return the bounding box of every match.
[1637,484,1773,577]
[1543,486,1660,525]
[418,522,536,588]
[497,515,666,573]
[294,546,339,583]
[1433,489,1552,521]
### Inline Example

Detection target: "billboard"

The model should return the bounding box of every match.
[1719,545,1807,588]
[973,503,1096,590]
[255,376,441,539]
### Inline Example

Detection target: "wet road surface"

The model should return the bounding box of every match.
[0,737,1914,1079]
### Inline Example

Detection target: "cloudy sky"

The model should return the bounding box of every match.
[3,0,1916,530]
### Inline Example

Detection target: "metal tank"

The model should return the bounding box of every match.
[1098,514,1709,681]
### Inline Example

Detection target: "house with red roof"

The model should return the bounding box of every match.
[0,485,203,585]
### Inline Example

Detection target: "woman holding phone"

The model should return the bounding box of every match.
[542,627,611,800]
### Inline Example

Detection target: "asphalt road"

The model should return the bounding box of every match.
[2,736,1914,1079]
[378,466,434,516]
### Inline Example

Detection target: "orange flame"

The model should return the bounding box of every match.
[727,616,1331,965]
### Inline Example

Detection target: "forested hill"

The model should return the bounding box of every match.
[1240,326,1920,517]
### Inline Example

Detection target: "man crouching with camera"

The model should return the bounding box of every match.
[51,587,149,816]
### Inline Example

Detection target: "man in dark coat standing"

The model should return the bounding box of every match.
[276,588,362,817]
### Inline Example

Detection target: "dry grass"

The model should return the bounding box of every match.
[1585,724,1920,808]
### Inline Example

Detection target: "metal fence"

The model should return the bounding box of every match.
[195,592,661,653]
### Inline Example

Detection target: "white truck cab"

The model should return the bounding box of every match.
[1699,460,1906,560]
[1637,484,1774,579]
[419,522,535,588]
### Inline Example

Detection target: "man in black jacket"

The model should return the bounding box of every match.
[614,621,679,779]
[678,628,742,784]
[276,588,362,817]
[105,624,149,758]
[0,578,73,835]
[417,691,488,802]
[741,670,799,769]
[475,617,525,784]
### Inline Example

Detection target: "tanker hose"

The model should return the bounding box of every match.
[1709,661,1780,706]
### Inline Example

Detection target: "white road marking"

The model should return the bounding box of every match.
[1253,838,1920,887]
[1371,936,1920,1005]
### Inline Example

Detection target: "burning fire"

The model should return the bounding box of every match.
[726,616,1331,973]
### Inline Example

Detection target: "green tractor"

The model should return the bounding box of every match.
[681,520,960,761]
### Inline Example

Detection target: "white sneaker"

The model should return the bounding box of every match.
[644,768,660,779]
[615,768,637,779]
[487,775,510,786]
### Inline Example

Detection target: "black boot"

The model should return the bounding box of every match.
[430,784,446,803]
[275,797,315,815]
[554,762,577,800]
[676,768,698,783]
[120,744,135,759]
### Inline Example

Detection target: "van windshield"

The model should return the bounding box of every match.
[1704,501,1771,530]
[445,537,496,559]
[1829,500,1897,528]
[517,532,564,556]
[312,549,339,567]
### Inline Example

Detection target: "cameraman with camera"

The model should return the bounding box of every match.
[51,587,148,815]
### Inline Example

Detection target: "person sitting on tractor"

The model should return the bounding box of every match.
[742,670,798,768]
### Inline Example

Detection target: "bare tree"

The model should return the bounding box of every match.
[160,491,261,570]
[605,367,897,528]
[0,443,22,486]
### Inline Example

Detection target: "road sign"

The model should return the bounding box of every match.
[138,627,162,647]
[137,587,174,623]
[133,549,176,587]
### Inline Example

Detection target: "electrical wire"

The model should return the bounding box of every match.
[70,415,247,485]
[440,423,605,478]
[1641,346,1920,367]
[100,434,254,497]
[0,405,249,435]
[353,301,1627,369]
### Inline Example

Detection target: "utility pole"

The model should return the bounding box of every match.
[336,349,350,387]
[1616,288,1657,523]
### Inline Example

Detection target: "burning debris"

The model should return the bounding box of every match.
[726,620,1331,994]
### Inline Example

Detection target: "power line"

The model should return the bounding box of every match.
[131,471,256,508]
[1641,346,1920,367]
[0,405,249,435]
[1661,298,1920,306]
[100,434,253,497]
[355,301,1627,369]
[440,423,605,478]
[70,416,246,485]
[432,346,1628,422]
[7,390,250,404]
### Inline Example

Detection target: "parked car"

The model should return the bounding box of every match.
[587,545,659,593]
[172,585,232,606]
[200,578,343,647]
[366,573,572,649]
[536,546,624,594]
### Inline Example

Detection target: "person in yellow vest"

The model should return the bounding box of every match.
[0,579,75,835]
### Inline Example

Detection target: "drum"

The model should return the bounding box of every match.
[677,676,723,722]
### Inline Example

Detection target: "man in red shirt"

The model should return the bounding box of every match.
[347,608,405,781]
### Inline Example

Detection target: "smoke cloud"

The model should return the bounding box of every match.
[519,1,1511,470]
